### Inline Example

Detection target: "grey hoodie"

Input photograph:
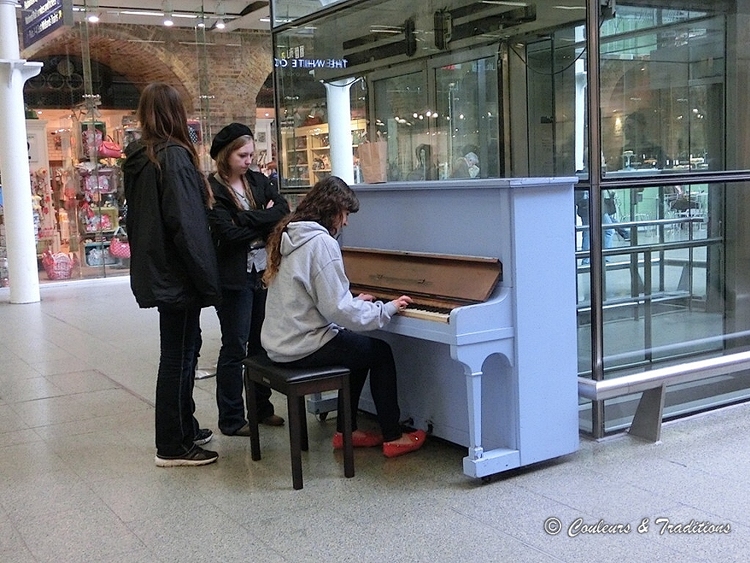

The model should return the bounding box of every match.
[261,221,399,362]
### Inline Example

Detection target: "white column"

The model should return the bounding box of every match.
[323,79,354,185]
[0,0,43,303]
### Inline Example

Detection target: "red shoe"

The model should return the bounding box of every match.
[332,430,384,450]
[382,430,427,458]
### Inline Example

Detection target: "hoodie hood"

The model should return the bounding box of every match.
[280,221,330,257]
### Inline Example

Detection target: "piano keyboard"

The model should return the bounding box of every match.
[402,305,450,323]
[372,298,451,323]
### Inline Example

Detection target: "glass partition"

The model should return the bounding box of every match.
[600,8,725,175]
[269,0,750,436]
[271,0,350,27]
[434,55,500,179]
[371,69,430,181]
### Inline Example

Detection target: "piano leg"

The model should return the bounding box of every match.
[457,347,521,479]
[465,371,484,462]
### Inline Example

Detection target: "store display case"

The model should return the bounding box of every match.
[280,119,366,188]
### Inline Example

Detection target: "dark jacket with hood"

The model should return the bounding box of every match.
[207,169,289,290]
[123,141,221,309]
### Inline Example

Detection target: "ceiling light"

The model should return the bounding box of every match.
[215,1,226,30]
[162,1,173,26]
[85,0,99,23]
[197,15,206,28]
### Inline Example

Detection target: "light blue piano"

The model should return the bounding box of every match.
[336,177,580,479]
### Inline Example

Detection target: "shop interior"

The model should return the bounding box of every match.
[1,2,277,285]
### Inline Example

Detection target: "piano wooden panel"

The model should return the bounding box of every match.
[337,178,579,479]
[344,246,503,315]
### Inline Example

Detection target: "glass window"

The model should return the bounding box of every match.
[434,56,500,179]
[371,70,431,181]
[368,52,500,182]
[600,8,725,174]
[271,0,350,27]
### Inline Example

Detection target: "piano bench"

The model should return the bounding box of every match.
[242,354,354,490]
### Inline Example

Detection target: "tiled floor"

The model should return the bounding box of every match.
[1,277,749,562]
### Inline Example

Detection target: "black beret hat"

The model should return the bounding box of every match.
[209,122,253,159]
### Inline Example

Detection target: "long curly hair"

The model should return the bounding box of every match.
[263,176,359,286]
[135,82,214,206]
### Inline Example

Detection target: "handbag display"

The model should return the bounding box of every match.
[98,138,122,159]
[41,251,74,280]
[109,227,130,259]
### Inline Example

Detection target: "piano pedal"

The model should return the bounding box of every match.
[399,417,414,429]
[399,418,434,435]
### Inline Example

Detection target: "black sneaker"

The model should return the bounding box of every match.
[194,428,213,445]
[155,446,218,467]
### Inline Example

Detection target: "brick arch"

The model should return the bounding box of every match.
[25,24,273,121]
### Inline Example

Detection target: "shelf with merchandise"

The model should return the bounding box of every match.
[280,119,366,189]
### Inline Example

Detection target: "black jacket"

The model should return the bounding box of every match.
[207,170,289,290]
[123,141,221,309]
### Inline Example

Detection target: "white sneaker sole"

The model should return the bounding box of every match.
[155,454,218,467]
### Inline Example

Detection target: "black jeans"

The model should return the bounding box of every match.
[215,271,273,434]
[156,305,202,456]
[285,330,402,442]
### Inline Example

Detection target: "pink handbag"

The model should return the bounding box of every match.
[98,138,122,159]
[109,227,130,259]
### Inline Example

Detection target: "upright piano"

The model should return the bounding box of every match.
[335,177,579,479]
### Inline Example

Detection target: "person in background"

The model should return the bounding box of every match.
[261,176,427,458]
[207,124,290,436]
[576,188,629,265]
[123,82,221,467]
[265,161,279,190]
[451,149,480,178]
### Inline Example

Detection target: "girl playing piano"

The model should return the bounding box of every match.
[261,176,427,458]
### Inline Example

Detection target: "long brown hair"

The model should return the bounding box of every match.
[215,134,254,182]
[135,82,214,206]
[263,176,359,286]
[214,134,257,210]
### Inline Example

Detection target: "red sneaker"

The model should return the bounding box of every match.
[332,430,384,449]
[382,430,427,458]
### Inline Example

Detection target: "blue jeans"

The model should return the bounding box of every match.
[156,305,203,456]
[581,213,615,264]
[284,330,402,442]
[215,271,273,434]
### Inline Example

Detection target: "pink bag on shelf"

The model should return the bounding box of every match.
[109,227,130,259]
[98,139,122,159]
[41,251,74,280]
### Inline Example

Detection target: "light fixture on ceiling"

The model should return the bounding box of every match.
[214,1,226,30]
[85,0,99,23]
[162,1,174,26]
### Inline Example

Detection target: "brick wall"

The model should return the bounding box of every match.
[25,23,273,134]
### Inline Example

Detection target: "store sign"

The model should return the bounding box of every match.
[22,0,74,50]
[274,58,349,69]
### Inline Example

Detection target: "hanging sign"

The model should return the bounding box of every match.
[22,0,74,50]
[274,58,349,69]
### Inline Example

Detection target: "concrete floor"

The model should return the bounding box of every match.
[1,276,749,562]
